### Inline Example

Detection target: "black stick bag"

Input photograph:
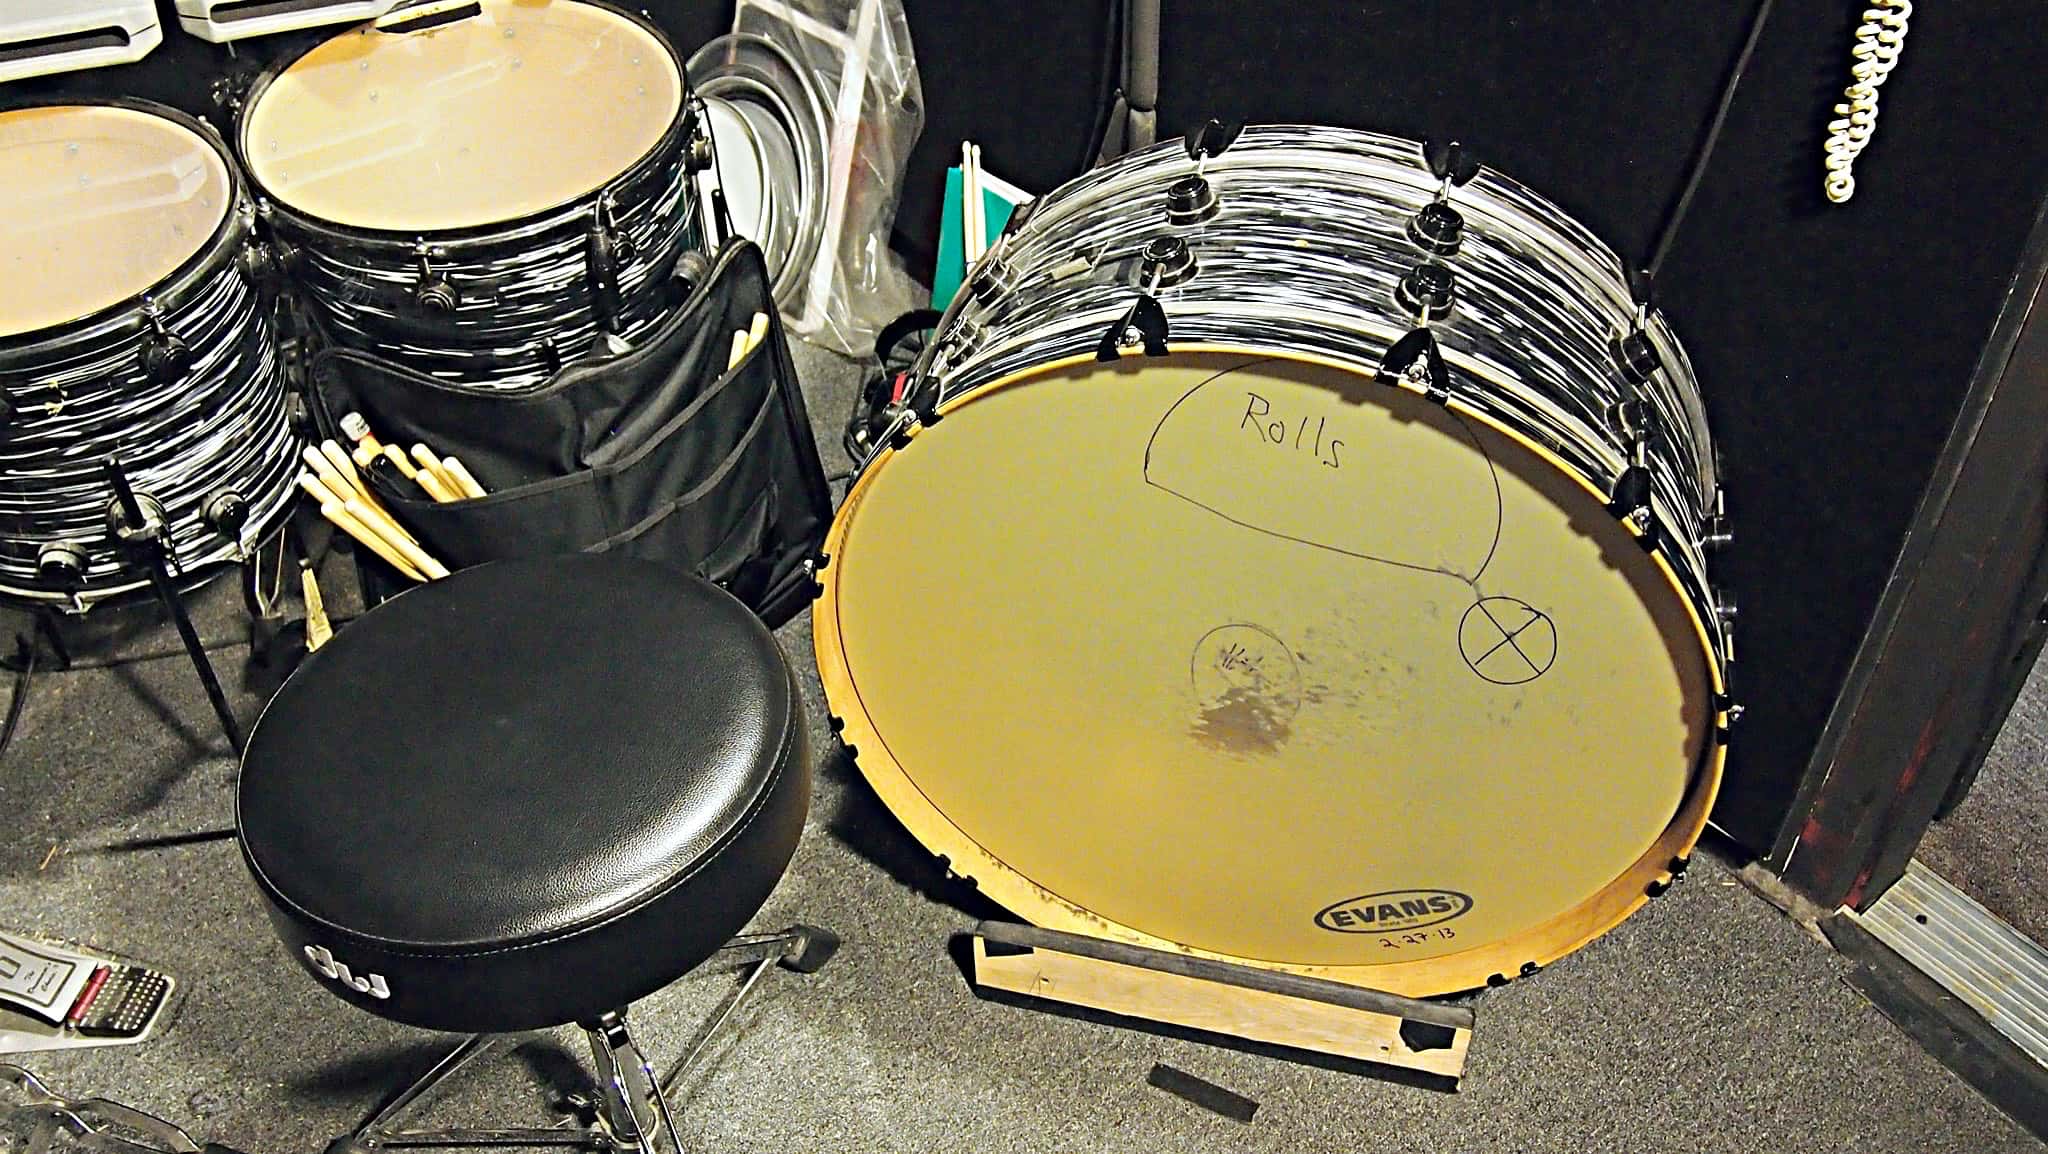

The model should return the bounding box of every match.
[309,240,831,626]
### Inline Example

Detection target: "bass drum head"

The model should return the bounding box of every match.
[0,105,232,339]
[818,349,1722,995]
[240,0,682,232]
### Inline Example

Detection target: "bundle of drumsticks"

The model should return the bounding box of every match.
[296,412,485,585]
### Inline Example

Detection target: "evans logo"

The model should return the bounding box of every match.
[304,944,391,999]
[1314,890,1473,933]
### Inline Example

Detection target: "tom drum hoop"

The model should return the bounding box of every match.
[815,125,1735,996]
[237,0,708,391]
[0,100,299,608]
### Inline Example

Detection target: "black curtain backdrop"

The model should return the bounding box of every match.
[17,1,2048,851]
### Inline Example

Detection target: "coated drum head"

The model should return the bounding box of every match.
[818,349,1720,995]
[240,0,682,232]
[0,105,232,338]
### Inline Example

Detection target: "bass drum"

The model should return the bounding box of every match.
[816,126,1734,995]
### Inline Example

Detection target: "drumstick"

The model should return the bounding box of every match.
[301,562,333,651]
[407,444,460,493]
[746,310,770,351]
[409,460,459,504]
[382,445,421,482]
[969,143,987,261]
[302,447,360,508]
[314,497,425,582]
[344,496,450,580]
[300,470,421,548]
[961,141,982,264]
[726,328,750,370]
[441,457,488,499]
[319,440,373,503]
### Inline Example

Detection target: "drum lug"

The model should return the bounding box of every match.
[1165,173,1219,226]
[1138,236,1197,290]
[1395,262,1456,321]
[968,253,1013,305]
[1611,329,1662,384]
[411,246,460,314]
[585,201,627,334]
[1094,294,1170,362]
[1376,326,1451,403]
[139,303,193,384]
[35,541,90,591]
[1407,200,1464,256]
[682,95,715,174]
[1699,485,1732,550]
[203,489,250,544]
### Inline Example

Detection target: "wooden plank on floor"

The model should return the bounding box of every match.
[969,922,1472,1082]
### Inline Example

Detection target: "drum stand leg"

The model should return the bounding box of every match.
[325,926,840,1154]
[103,459,244,756]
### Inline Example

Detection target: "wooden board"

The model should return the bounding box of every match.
[968,922,1474,1082]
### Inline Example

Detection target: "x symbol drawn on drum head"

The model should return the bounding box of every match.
[1459,597,1557,685]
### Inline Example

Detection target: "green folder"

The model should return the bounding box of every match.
[933,165,1028,310]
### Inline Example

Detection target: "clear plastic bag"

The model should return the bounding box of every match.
[729,0,924,356]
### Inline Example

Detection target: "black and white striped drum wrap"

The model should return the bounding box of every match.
[237,0,708,393]
[937,125,1725,658]
[818,124,1736,996]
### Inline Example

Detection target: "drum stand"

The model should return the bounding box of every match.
[967,922,1476,1085]
[101,459,245,756]
[1092,0,1160,163]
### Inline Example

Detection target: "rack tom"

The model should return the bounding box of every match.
[237,0,711,392]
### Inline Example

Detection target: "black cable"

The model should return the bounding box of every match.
[1070,0,1127,179]
[1646,0,1776,283]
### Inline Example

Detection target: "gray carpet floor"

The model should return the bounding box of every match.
[1,341,2040,1154]
[1917,656,2048,943]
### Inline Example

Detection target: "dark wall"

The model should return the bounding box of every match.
[15,2,2048,852]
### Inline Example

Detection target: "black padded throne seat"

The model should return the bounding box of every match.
[237,555,808,1033]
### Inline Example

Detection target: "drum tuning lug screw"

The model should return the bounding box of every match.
[140,308,194,383]
[1408,200,1464,256]
[1395,262,1456,320]
[412,250,460,314]
[1139,236,1197,289]
[1700,513,1733,550]
[1165,174,1219,226]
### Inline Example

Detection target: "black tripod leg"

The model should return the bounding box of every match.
[147,563,243,756]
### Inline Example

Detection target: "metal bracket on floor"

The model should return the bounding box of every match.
[966,921,1474,1084]
[322,925,841,1154]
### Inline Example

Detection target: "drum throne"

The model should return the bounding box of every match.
[234,556,835,1154]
